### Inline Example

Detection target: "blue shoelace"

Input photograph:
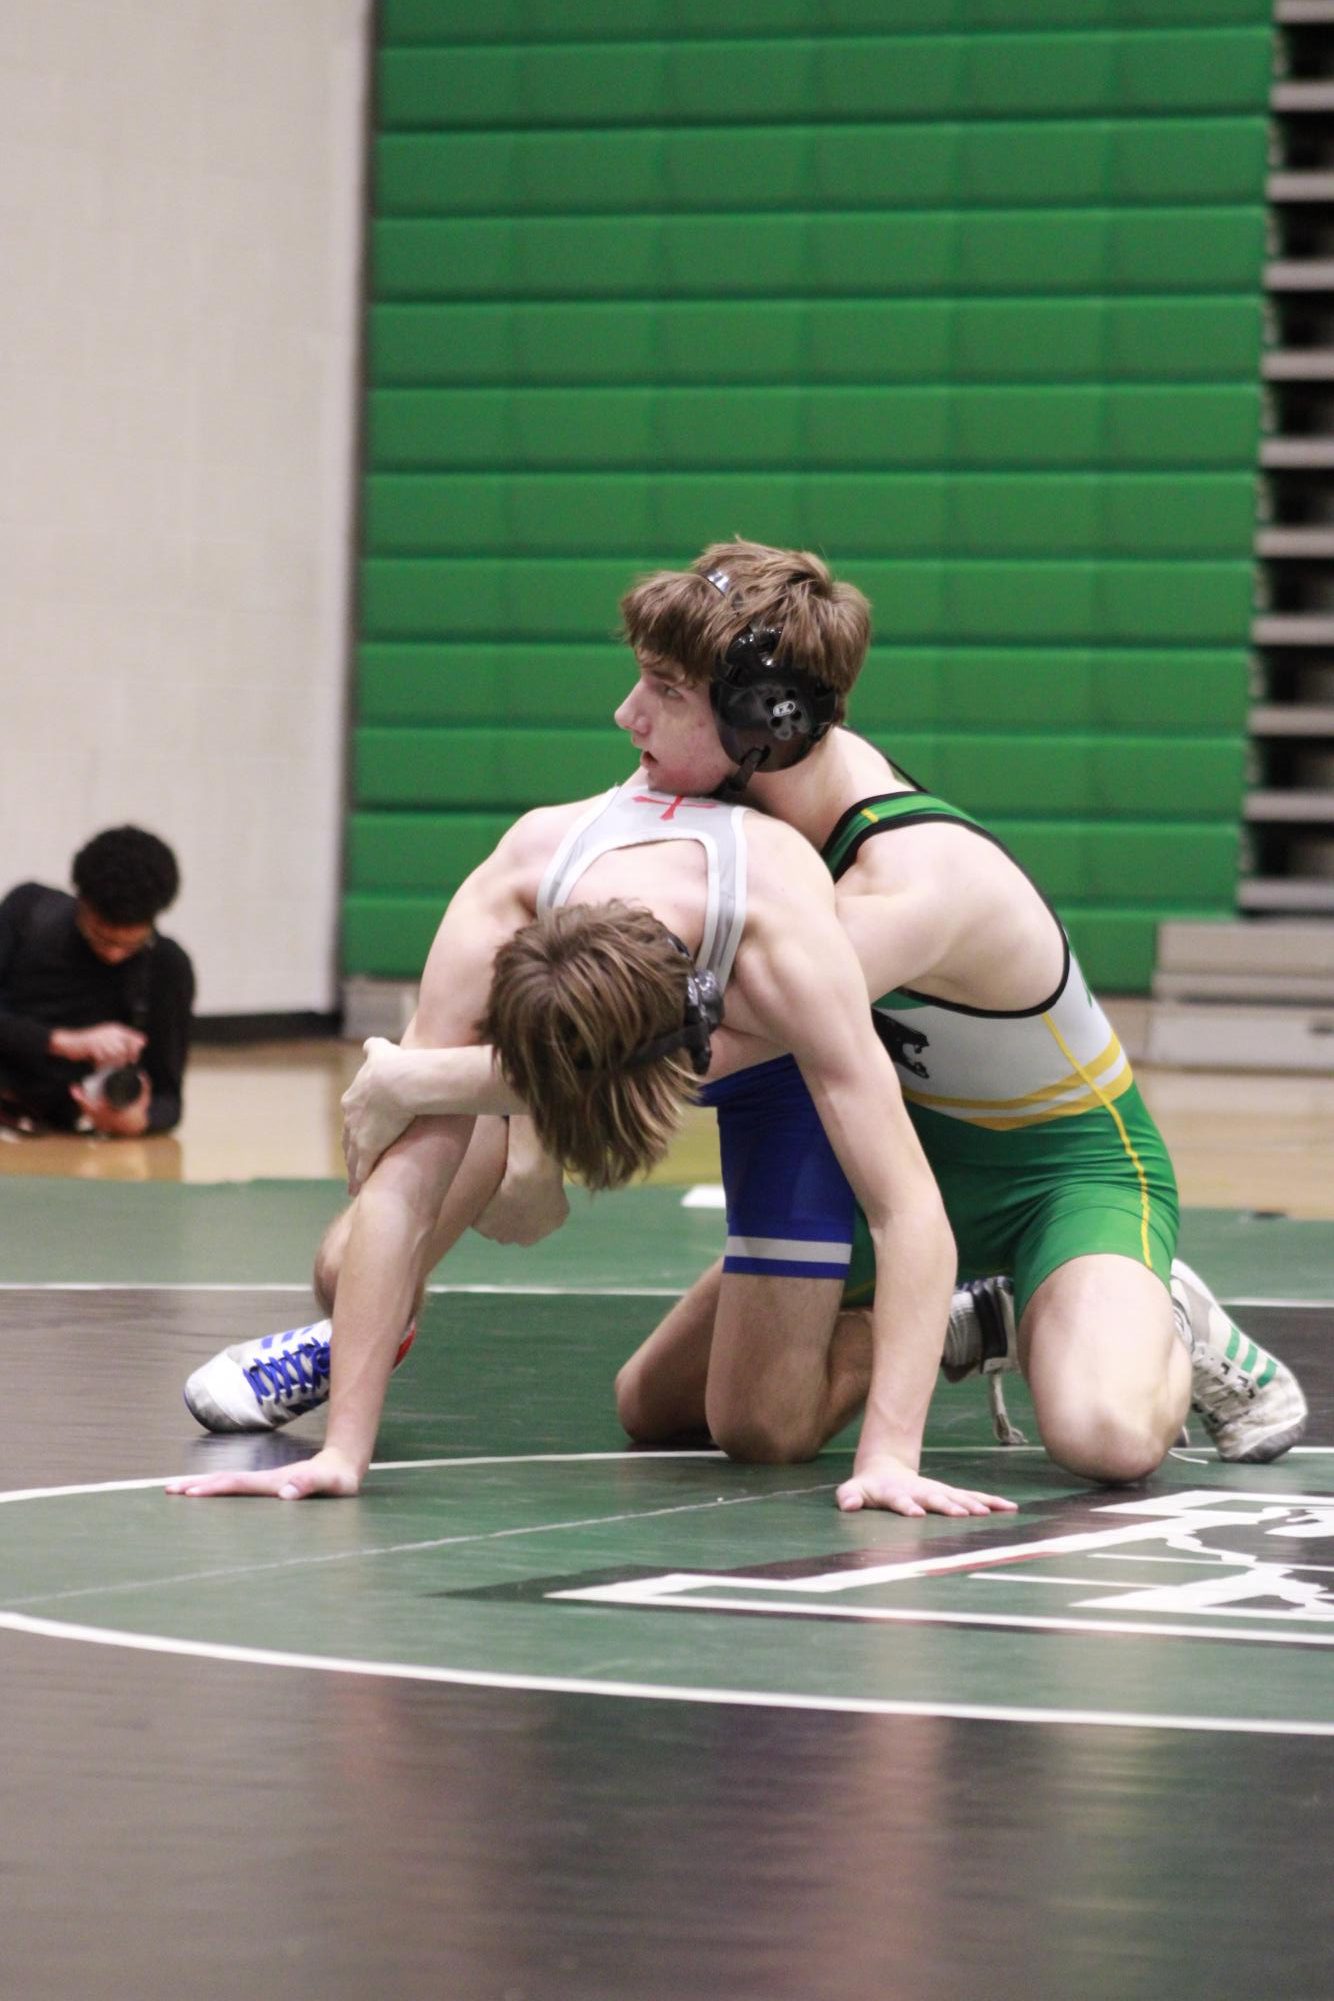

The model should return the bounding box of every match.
[244,1331,331,1411]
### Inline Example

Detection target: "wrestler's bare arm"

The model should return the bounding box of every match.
[338,802,592,1185]
[472,1111,571,1246]
[831,817,1065,1012]
[168,831,543,1501]
[730,827,1011,1516]
[311,842,548,1462]
[342,1041,523,1193]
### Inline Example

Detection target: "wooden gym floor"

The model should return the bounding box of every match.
[5,1012,1334,1218]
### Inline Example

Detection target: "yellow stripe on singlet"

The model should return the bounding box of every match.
[898,1030,1131,1120]
[1040,1011,1154,1267]
[904,1070,1135,1130]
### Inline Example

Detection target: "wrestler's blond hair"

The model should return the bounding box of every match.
[619,538,871,715]
[478,901,700,1191]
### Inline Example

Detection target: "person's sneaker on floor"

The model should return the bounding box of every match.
[942,1276,1025,1444]
[183,1318,416,1433]
[1170,1258,1307,1463]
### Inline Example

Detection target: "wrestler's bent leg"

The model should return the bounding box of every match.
[1020,1253,1190,1484]
[615,1260,722,1444]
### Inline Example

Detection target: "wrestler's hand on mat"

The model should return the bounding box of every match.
[473,1118,569,1246]
[836,1457,1017,1517]
[341,1037,414,1193]
[165,1447,363,1501]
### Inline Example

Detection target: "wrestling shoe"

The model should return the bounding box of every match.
[1170,1258,1307,1463]
[183,1318,417,1433]
[942,1277,1026,1446]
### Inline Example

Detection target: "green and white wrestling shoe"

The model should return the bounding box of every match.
[183,1317,416,1433]
[1171,1259,1308,1463]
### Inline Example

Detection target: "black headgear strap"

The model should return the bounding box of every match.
[622,933,724,1077]
[702,567,838,778]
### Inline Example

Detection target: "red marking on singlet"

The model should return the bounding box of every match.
[634,792,719,821]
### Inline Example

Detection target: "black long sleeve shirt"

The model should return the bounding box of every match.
[0,883,195,1132]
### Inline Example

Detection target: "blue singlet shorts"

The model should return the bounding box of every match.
[696,1055,855,1283]
[699,1053,1179,1321]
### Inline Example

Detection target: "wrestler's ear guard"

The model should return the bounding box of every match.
[622,936,724,1078]
[702,567,837,776]
[710,624,838,775]
[675,964,725,1075]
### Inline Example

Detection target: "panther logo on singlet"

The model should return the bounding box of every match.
[874,1013,931,1081]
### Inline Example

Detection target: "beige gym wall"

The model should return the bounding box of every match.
[0,1,370,1013]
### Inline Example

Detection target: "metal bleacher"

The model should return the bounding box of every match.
[1149,0,1334,1068]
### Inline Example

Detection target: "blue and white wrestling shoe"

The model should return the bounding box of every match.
[183,1318,416,1433]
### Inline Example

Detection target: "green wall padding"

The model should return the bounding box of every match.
[371,299,1265,385]
[375,119,1268,216]
[367,385,1262,469]
[349,5,1270,995]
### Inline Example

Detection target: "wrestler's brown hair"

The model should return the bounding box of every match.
[477,901,700,1191]
[618,538,872,718]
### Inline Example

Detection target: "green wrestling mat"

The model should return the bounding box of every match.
[0,1177,1330,1301]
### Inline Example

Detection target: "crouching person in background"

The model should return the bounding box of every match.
[0,826,194,1137]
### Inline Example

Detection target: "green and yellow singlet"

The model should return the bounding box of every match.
[824,791,1178,1312]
